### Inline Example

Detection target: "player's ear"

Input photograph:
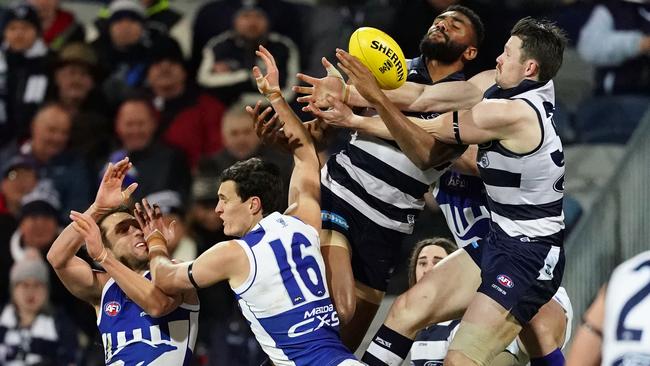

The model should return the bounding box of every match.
[249,196,263,215]
[524,59,539,78]
[463,45,478,62]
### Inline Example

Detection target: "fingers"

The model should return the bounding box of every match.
[337,62,353,80]
[323,57,344,80]
[70,210,92,234]
[252,66,263,79]
[305,102,326,119]
[255,49,276,72]
[101,163,114,183]
[123,183,138,200]
[258,45,277,68]
[133,205,146,231]
[142,198,155,220]
[296,73,319,87]
[293,85,314,95]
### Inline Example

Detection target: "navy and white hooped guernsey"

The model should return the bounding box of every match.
[478,80,565,246]
[233,212,357,366]
[321,56,463,234]
[98,272,199,366]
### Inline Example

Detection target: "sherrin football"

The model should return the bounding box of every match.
[348,27,406,90]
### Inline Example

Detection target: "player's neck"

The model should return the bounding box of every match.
[426,59,464,83]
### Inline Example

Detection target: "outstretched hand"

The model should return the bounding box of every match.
[335,49,384,105]
[253,45,281,100]
[304,95,357,130]
[246,101,304,152]
[70,210,107,262]
[134,198,176,247]
[294,57,348,109]
[95,157,138,212]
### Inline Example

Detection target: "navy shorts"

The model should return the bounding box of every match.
[320,186,405,292]
[464,233,565,324]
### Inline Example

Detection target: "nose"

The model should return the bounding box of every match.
[422,263,435,276]
[215,201,224,215]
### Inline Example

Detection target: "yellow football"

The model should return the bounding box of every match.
[348,27,406,90]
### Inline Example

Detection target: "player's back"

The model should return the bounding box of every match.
[602,250,650,365]
[233,212,357,366]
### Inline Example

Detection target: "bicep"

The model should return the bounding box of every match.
[468,70,496,92]
[190,241,245,289]
[456,100,525,144]
[413,81,483,112]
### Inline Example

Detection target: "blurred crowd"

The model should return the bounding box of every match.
[0,0,648,364]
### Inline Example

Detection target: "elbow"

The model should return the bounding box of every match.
[46,248,62,269]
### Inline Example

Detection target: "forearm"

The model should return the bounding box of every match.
[47,205,106,268]
[373,93,441,169]
[351,115,394,140]
[270,97,318,167]
[102,254,180,317]
[149,246,193,295]
[348,83,426,109]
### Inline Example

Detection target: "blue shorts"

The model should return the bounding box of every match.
[464,233,565,324]
[320,186,405,292]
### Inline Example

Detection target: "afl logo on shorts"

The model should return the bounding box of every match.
[496,274,514,288]
[104,301,121,317]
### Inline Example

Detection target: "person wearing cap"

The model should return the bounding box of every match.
[48,42,112,167]
[0,2,53,148]
[47,157,199,365]
[197,2,300,105]
[28,0,85,50]
[0,155,38,218]
[92,0,161,107]
[147,36,226,169]
[0,255,79,365]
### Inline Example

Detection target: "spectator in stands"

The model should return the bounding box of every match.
[108,96,191,205]
[1,104,93,218]
[197,3,299,105]
[0,156,38,219]
[191,0,305,73]
[49,42,113,167]
[197,104,292,205]
[147,36,226,169]
[574,0,650,142]
[187,175,229,252]
[92,0,156,107]
[0,255,78,365]
[0,2,53,148]
[578,0,650,96]
[28,0,84,50]
[95,0,183,39]
[145,190,197,262]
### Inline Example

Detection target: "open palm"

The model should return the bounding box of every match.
[95,158,138,210]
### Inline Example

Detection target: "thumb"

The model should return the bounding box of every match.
[168,220,177,237]
[124,183,138,198]
[252,66,263,79]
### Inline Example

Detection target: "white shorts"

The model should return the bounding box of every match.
[338,359,365,366]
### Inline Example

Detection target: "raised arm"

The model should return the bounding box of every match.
[46,159,137,305]
[252,45,321,230]
[294,57,483,112]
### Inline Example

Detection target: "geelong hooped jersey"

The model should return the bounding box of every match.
[321,56,462,234]
[233,212,356,366]
[477,80,565,246]
[433,170,490,248]
[98,272,199,366]
[602,251,650,366]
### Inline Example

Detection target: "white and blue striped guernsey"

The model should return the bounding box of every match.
[321,56,463,234]
[602,251,650,366]
[477,79,565,246]
[98,272,199,366]
[233,212,357,366]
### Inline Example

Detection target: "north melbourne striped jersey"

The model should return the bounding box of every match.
[321,56,463,234]
[233,212,356,366]
[477,80,565,246]
[602,251,650,366]
[98,272,199,366]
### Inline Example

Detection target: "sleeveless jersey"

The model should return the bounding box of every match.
[478,80,565,246]
[602,251,650,366]
[433,170,490,248]
[98,272,199,366]
[321,56,462,234]
[233,212,356,366]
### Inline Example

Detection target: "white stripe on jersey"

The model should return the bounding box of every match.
[239,300,295,366]
[603,251,650,365]
[367,342,404,365]
[321,163,414,233]
[352,135,441,184]
[491,211,565,239]
[334,152,424,210]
